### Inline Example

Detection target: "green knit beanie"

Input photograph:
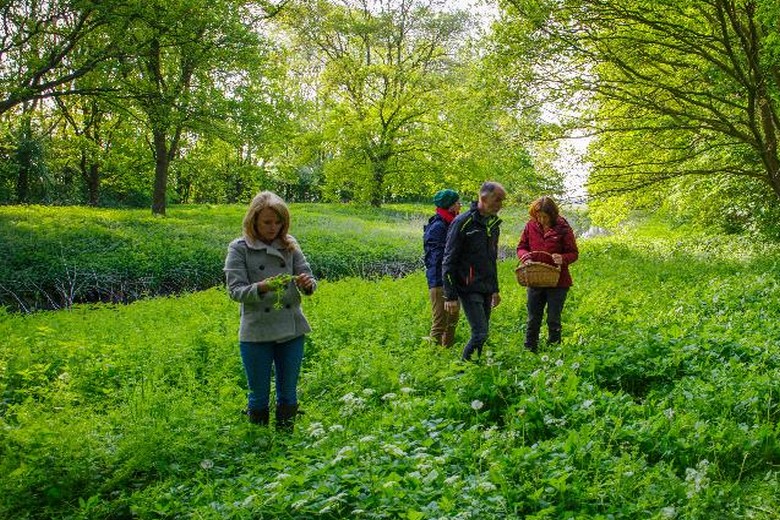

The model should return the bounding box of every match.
[433,189,459,208]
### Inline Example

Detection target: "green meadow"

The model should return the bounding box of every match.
[2,205,780,519]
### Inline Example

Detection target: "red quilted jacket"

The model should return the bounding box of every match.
[516,217,579,287]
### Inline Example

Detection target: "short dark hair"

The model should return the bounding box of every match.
[480,181,505,197]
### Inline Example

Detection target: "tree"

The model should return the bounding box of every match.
[496,0,780,204]
[428,37,558,203]
[53,94,125,206]
[115,0,281,215]
[282,0,471,206]
[0,0,124,115]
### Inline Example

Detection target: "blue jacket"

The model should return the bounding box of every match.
[423,213,450,288]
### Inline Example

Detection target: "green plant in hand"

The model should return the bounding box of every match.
[267,274,295,309]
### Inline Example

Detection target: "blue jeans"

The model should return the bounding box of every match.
[459,292,493,361]
[525,287,569,348]
[240,335,305,411]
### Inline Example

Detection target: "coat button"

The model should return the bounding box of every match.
[264,308,270,313]
[285,304,291,309]
[280,261,286,268]
[259,265,265,270]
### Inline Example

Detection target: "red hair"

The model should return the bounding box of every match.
[529,196,560,223]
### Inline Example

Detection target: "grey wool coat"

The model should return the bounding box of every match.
[224,235,316,343]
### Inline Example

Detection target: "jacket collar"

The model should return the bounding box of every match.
[436,206,456,223]
[468,201,502,228]
[243,235,286,259]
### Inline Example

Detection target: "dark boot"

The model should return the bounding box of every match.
[247,408,269,426]
[548,327,562,345]
[275,403,299,432]
[525,329,539,353]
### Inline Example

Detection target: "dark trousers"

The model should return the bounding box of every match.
[525,287,569,349]
[460,292,493,361]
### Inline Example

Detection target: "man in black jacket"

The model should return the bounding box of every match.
[442,181,506,362]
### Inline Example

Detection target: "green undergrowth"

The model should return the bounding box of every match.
[2,222,779,518]
[0,204,428,312]
[0,203,534,313]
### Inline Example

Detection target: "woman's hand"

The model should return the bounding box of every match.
[551,253,563,265]
[257,274,294,293]
[296,273,315,292]
[491,293,501,308]
[444,299,460,315]
[520,252,532,264]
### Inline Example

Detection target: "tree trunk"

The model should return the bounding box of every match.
[15,165,29,203]
[80,151,101,206]
[151,130,170,216]
[87,163,100,206]
[370,159,385,207]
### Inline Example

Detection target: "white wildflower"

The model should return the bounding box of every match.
[685,460,710,498]
[477,481,497,493]
[307,422,326,437]
[200,459,214,470]
[555,359,564,367]
[571,362,580,370]
[382,392,397,401]
[661,506,677,518]
[332,445,355,464]
[471,399,484,411]
[382,443,407,457]
[582,399,594,409]
[400,387,413,394]
[291,499,308,510]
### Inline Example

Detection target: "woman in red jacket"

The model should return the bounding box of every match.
[516,196,578,352]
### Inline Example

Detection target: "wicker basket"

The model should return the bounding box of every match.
[515,251,561,287]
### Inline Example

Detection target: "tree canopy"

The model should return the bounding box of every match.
[495,0,780,229]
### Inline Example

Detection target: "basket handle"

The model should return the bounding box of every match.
[521,250,556,263]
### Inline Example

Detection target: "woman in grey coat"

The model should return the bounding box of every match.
[224,191,316,430]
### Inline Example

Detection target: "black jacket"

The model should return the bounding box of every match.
[442,202,502,300]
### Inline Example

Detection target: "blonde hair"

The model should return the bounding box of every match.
[529,196,560,223]
[242,191,294,251]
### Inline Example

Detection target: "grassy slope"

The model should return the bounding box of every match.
[2,218,780,518]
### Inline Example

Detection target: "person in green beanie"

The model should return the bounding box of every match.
[423,189,461,347]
